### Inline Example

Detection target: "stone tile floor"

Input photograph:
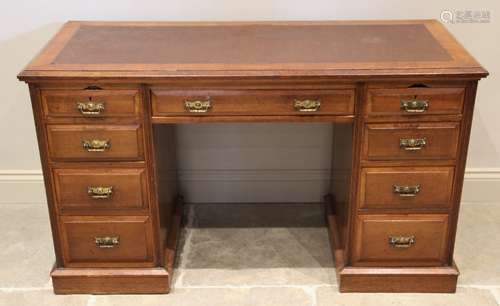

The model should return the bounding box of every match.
[0,203,499,306]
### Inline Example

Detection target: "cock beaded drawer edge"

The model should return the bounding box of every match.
[17,20,488,294]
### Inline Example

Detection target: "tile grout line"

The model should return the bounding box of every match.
[0,287,49,293]
[458,285,500,289]
[301,286,318,306]
[173,284,337,289]
[43,278,52,289]
[174,283,331,306]
[459,284,500,305]
[489,288,500,305]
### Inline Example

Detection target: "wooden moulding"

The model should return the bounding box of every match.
[51,196,184,294]
[324,195,459,293]
[339,264,459,293]
[164,196,184,279]
[51,267,170,294]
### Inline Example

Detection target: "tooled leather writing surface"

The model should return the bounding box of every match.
[53,24,452,65]
[18,20,488,79]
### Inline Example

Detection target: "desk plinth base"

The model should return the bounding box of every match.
[325,197,459,293]
[51,267,171,294]
[338,265,459,293]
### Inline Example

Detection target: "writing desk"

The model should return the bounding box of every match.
[18,20,488,294]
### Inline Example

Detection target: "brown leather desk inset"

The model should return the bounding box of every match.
[18,20,488,294]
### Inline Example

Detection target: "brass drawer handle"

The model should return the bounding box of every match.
[87,186,113,199]
[77,101,105,115]
[400,99,428,113]
[95,236,120,248]
[294,99,321,112]
[82,139,110,152]
[393,184,420,197]
[185,99,211,113]
[389,235,415,248]
[400,137,427,151]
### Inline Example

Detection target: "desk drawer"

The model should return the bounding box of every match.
[359,167,455,210]
[362,122,460,160]
[352,214,450,267]
[366,87,465,116]
[41,89,142,118]
[60,216,155,267]
[47,124,144,161]
[151,89,354,116]
[53,167,148,213]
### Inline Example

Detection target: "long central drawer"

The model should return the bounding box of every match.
[151,89,355,116]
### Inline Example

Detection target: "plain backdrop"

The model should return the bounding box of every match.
[0,0,498,203]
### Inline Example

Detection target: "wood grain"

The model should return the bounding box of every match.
[358,166,454,211]
[339,264,459,293]
[59,215,155,268]
[352,214,450,267]
[151,89,354,117]
[41,89,142,118]
[52,166,149,214]
[51,267,170,294]
[46,124,145,161]
[362,122,460,160]
[366,87,465,116]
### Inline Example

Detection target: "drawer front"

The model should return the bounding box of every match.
[41,89,142,118]
[47,124,144,161]
[151,89,355,116]
[366,87,465,116]
[60,216,155,267]
[362,122,460,160]
[359,167,455,210]
[352,214,450,267]
[53,167,148,213]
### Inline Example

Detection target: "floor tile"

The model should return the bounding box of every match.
[491,289,500,305]
[178,267,336,287]
[316,287,499,306]
[180,227,336,286]
[185,227,333,268]
[0,290,88,306]
[94,287,311,306]
[0,205,54,287]
[455,204,500,286]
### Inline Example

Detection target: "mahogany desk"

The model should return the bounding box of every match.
[18,20,488,294]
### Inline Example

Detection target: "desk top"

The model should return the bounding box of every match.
[18,20,487,80]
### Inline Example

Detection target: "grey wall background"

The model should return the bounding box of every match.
[0,0,498,203]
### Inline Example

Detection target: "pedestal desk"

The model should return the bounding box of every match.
[18,20,488,294]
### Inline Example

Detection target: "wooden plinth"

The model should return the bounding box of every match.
[51,267,170,294]
[339,265,459,293]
